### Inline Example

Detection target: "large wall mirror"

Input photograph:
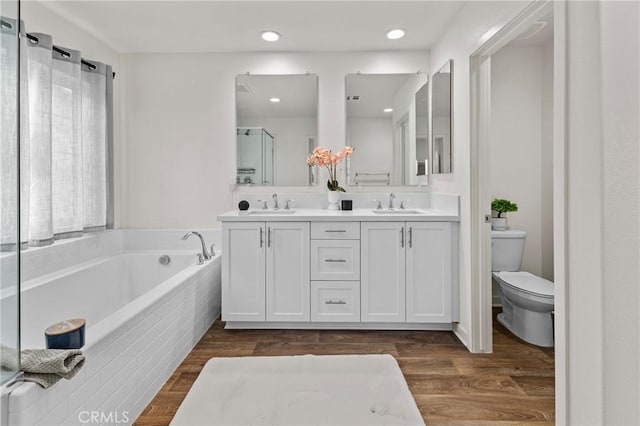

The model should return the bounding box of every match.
[345,73,428,186]
[236,74,318,186]
[432,60,453,174]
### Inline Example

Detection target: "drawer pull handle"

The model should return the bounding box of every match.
[325,229,346,233]
[325,258,346,263]
[325,299,347,305]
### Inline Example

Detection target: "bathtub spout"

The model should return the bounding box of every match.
[181,231,212,261]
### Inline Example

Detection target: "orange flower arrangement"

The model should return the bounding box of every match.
[307,146,354,192]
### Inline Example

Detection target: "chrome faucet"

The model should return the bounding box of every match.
[181,231,212,261]
[388,193,396,210]
[272,193,280,210]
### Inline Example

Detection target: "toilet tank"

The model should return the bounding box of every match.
[491,229,527,271]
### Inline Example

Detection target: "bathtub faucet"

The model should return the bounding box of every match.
[181,231,212,261]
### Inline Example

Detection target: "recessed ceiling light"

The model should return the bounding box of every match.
[386,29,406,40]
[261,31,281,42]
[270,97,281,103]
[384,108,393,113]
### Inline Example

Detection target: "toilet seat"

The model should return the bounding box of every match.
[494,271,554,298]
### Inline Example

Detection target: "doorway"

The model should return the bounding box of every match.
[469,0,566,421]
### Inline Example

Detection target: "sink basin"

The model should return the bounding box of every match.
[372,209,421,214]
[248,210,296,215]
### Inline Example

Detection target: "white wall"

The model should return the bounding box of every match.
[564,1,639,424]
[428,0,532,345]
[541,39,554,281]
[347,117,393,182]
[237,117,316,186]
[121,51,428,228]
[490,44,554,283]
[21,2,125,228]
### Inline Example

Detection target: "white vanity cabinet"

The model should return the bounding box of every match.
[310,222,361,322]
[222,222,266,321]
[361,222,406,322]
[266,222,310,321]
[219,204,459,330]
[405,222,452,323]
[361,221,453,324]
[222,221,310,322]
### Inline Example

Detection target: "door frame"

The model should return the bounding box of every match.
[468,0,567,423]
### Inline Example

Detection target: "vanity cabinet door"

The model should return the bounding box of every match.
[266,222,311,322]
[361,222,406,322]
[222,222,266,321]
[406,222,452,323]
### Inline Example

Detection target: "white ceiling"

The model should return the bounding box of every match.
[39,1,467,53]
[346,73,414,118]
[236,74,318,118]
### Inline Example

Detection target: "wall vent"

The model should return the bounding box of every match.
[515,21,547,40]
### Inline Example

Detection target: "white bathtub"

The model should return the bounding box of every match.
[5,230,222,426]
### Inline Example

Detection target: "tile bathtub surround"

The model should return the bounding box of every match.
[123,229,221,252]
[11,229,221,285]
[7,229,222,426]
[9,260,221,426]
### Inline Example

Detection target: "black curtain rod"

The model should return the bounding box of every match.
[25,32,116,79]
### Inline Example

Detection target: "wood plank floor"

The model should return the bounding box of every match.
[135,309,555,425]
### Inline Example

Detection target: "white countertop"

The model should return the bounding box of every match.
[218,208,459,222]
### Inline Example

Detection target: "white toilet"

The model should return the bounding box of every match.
[492,229,555,347]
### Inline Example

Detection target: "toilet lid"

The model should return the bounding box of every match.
[496,271,554,297]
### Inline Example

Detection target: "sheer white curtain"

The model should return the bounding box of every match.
[8,26,114,249]
[0,18,28,250]
[52,47,83,238]
[26,33,53,246]
[81,62,107,231]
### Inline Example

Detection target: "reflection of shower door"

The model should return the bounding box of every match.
[237,127,274,185]
[263,132,274,185]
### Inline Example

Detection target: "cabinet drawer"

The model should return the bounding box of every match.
[311,281,360,322]
[311,240,360,281]
[311,222,360,240]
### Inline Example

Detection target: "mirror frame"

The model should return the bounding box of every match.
[235,73,319,187]
[431,59,453,175]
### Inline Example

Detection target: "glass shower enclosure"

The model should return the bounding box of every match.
[236,127,274,186]
[0,0,21,386]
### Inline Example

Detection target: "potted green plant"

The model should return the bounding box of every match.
[491,198,518,230]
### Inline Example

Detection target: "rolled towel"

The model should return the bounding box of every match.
[21,349,85,388]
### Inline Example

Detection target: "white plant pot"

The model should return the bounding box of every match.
[327,190,341,210]
[492,217,508,231]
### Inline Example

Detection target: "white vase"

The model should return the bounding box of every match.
[491,217,508,231]
[327,190,341,210]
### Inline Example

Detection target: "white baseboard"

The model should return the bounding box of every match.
[453,323,470,348]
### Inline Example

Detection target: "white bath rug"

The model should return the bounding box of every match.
[169,354,425,426]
